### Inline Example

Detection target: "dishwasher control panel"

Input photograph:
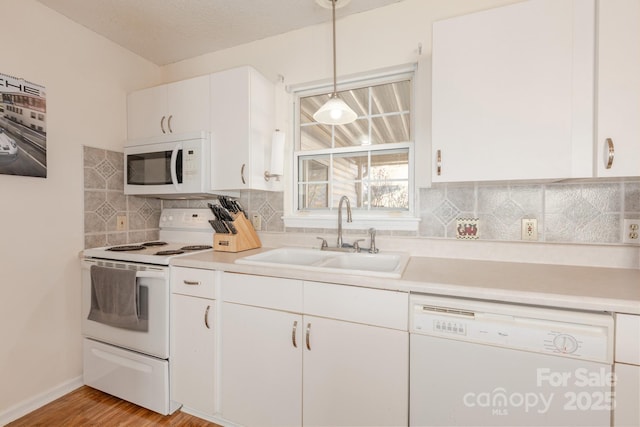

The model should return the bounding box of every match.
[410,294,614,364]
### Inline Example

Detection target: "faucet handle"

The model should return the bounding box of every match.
[353,239,365,253]
[368,228,379,254]
[316,237,328,249]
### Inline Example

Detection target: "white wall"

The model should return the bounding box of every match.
[0,0,159,417]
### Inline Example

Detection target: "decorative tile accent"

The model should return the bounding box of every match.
[433,200,460,225]
[258,201,276,223]
[493,199,524,226]
[95,159,116,180]
[95,201,116,221]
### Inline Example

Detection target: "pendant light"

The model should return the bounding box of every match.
[313,0,357,125]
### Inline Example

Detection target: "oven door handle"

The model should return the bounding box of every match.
[170,145,180,191]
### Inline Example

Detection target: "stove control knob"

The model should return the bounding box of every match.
[553,334,578,354]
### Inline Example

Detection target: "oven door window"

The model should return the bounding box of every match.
[127,150,183,185]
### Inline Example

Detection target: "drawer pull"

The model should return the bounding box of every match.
[160,116,166,134]
[436,149,442,176]
[183,280,200,286]
[292,321,298,348]
[306,323,312,351]
[204,305,211,329]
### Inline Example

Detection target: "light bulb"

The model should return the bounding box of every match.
[330,108,343,120]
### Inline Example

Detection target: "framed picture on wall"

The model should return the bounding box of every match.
[0,73,47,178]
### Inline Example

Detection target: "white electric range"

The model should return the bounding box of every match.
[83,208,215,265]
[81,208,215,415]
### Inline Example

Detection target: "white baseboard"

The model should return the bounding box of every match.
[0,376,83,426]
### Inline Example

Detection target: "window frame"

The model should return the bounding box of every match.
[285,65,420,231]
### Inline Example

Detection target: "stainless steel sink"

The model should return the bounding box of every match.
[235,247,409,278]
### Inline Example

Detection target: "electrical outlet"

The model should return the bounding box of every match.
[116,215,127,231]
[251,214,262,231]
[622,219,640,244]
[521,218,538,241]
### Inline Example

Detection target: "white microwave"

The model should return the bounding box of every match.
[124,131,214,198]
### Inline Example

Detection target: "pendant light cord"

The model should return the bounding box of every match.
[332,0,337,96]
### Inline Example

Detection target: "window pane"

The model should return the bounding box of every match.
[299,183,329,209]
[331,183,364,209]
[338,87,368,117]
[334,119,369,147]
[371,80,411,114]
[298,155,329,182]
[301,124,332,150]
[371,114,410,144]
[368,181,409,209]
[370,150,409,180]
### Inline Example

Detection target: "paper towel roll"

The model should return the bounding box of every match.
[270,130,285,176]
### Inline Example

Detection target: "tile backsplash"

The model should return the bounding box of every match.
[83,146,160,248]
[83,147,640,247]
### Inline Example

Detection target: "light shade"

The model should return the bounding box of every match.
[313,95,357,125]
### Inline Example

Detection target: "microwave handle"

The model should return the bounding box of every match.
[170,145,180,191]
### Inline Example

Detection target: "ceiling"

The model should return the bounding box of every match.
[36,0,404,66]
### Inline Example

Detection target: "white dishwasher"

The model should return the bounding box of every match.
[409,294,614,427]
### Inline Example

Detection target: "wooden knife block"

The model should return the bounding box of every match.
[213,212,261,253]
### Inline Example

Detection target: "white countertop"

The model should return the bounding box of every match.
[171,247,640,315]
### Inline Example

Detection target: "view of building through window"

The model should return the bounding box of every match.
[296,77,413,212]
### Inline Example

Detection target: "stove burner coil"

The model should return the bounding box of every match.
[142,241,168,247]
[181,245,213,251]
[107,245,146,252]
[155,250,185,256]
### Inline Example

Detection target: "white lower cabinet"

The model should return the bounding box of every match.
[302,315,408,427]
[170,267,216,417]
[613,313,640,427]
[221,302,302,427]
[219,272,409,427]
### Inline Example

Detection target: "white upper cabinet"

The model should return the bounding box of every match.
[432,0,595,182]
[127,75,210,140]
[596,0,640,177]
[209,66,278,191]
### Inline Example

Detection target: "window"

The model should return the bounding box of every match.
[288,67,419,231]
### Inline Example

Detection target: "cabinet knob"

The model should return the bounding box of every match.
[605,138,615,169]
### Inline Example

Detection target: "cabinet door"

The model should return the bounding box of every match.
[302,315,408,427]
[210,67,250,190]
[432,0,595,182]
[221,302,302,427]
[166,75,210,135]
[171,294,215,415]
[127,85,167,140]
[596,0,640,177]
[613,363,640,427]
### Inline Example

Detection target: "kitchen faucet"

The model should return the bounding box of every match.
[337,195,352,248]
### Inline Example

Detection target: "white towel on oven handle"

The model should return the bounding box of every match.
[88,265,148,332]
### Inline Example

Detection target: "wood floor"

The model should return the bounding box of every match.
[7,386,222,427]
